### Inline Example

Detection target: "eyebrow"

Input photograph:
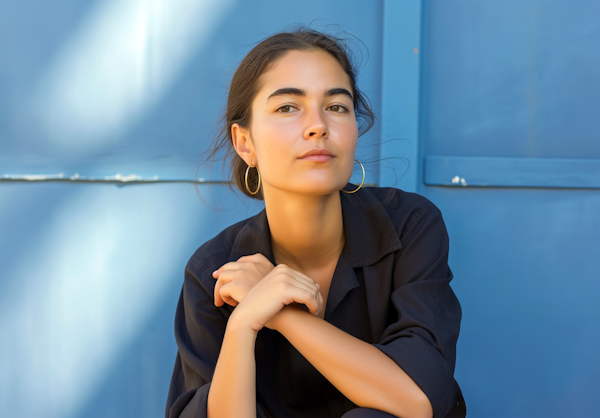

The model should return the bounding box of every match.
[266,87,354,102]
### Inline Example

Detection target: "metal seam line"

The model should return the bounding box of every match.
[0,174,378,187]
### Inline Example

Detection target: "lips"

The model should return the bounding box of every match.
[299,148,335,158]
[301,154,334,162]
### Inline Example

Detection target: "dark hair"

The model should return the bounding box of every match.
[197,25,376,202]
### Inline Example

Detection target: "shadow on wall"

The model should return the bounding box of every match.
[0,182,265,418]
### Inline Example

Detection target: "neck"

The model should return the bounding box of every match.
[263,185,345,273]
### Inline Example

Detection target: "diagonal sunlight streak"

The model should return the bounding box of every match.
[30,0,234,148]
[0,186,198,418]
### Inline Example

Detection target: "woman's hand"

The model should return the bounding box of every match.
[229,264,324,333]
[212,253,275,307]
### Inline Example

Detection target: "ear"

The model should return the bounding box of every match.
[231,123,256,166]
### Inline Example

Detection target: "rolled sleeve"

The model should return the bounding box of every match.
[372,203,464,418]
[165,254,268,418]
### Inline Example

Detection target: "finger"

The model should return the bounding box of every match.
[212,261,243,278]
[305,282,324,317]
[222,295,239,307]
[279,279,320,311]
[289,285,321,316]
[213,266,232,278]
[313,289,326,317]
[214,266,255,307]
[275,264,315,283]
[219,282,243,307]
[237,254,275,272]
[316,290,324,317]
[214,279,225,307]
[277,265,317,288]
[276,271,319,297]
[214,270,234,284]
[236,253,265,263]
[305,285,324,317]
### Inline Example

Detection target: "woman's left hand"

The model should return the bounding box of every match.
[212,253,275,307]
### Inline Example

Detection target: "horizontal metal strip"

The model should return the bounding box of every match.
[1,173,226,184]
[1,173,377,188]
[424,156,600,189]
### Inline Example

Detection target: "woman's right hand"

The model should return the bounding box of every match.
[228,264,324,333]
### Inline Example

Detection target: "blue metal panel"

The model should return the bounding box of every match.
[0,181,264,418]
[379,0,423,193]
[0,0,384,186]
[427,186,600,418]
[0,1,388,417]
[425,155,600,188]
[419,1,600,416]
[3,0,599,417]
[421,0,600,159]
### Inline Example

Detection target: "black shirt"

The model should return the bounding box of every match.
[165,185,467,418]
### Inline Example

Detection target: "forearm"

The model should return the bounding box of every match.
[207,317,257,418]
[271,307,433,418]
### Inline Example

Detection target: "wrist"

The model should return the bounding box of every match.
[269,304,304,332]
[227,311,259,338]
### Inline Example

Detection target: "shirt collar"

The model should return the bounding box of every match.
[229,184,403,268]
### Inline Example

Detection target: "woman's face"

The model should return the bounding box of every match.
[233,49,359,197]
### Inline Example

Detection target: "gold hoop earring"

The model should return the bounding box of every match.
[342,159,365,194]
[245,163,261,195]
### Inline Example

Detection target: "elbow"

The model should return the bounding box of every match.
[391,392,433,418]
[408,393,433,418]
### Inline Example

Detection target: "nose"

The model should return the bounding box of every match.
[303,107,329,139]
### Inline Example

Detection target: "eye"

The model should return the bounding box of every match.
[328,104,348,113]
[276,104,295,113]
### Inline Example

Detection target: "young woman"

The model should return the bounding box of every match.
[165,27,466,418]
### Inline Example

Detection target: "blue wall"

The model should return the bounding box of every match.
[418,2,600,417]
[1,1,598,417]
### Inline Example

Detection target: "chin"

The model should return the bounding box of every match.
[269,177,348,196]
[295,181,346,196]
